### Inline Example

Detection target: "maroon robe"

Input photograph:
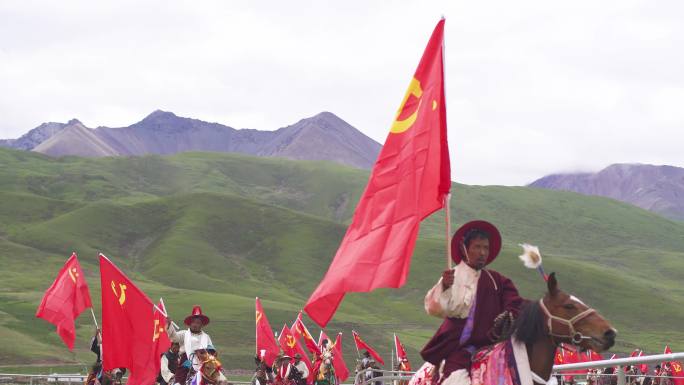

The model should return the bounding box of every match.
[420,268,523,378]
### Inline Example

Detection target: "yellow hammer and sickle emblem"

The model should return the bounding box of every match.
[111,281,127,306]
[256,311,263,324]
[674,363,682,372]
[286,335,296,349]
[68,267,78,284]
[153,319,165,341]
[390,78,423,134]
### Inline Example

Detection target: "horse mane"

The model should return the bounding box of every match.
[513,299,546,345]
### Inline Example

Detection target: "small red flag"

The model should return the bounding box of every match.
[153,300,172,366]
[352,330,385,365]
[100,254,159,385]
[256,298,279,366]
[637,351,648,374]
[318,330,331,348]
[36,253,92,350]
[278,324,299,358]
[394,334,408,363]
[331,333,350,382]
[304,19,450,327]
[285,319,314,382]
[292,313,321,356]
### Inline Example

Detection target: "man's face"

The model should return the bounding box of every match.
[294,358,300,364]
[464,237,489,270]
[189,318,203,333]
[171,343,180,354]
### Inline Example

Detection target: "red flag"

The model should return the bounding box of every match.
[292,313,321,356]
[152,300,172,365]
[352,330,385,365]
[285,319,314,383]
[394,334,408,362]
[589,351,604,361]
[278,324,299,358]
[318,330,330,348]
[100,254,158,385]
[637,351,648,374]
[331,333,350,382]
[256,298,279,366]
[554,346,564,365]
[671,361,684,385]
[304,19,450,327]
[36,253,92,350]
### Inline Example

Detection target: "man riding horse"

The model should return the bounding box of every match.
[167,306,216,385]
[421,220,524,385]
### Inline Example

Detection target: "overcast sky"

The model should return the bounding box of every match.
[1,0,683,185]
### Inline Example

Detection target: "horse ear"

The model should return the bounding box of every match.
[547,272,559,296]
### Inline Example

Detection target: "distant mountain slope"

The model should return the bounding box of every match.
[0,111,382,169]
[529,163,684,220]
[1,147,683,370]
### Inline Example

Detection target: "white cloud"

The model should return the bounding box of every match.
[1,0,683,185]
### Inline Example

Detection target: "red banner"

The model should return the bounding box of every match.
[36,253,92,350]
[100,254,159,385]
[353,330,385,365]
[256,298,279,366]
[304,19,451,327]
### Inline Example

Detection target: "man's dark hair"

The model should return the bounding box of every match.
[463,228,490,248]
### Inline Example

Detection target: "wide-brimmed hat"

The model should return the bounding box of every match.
[184,305,210,326]
[450,220,502,266]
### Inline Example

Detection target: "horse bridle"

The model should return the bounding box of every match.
[538,298,596,345]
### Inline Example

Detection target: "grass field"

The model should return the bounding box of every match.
[0,148,682,373]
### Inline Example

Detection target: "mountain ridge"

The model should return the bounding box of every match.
[0,111,381,169]
[529,163,684,220]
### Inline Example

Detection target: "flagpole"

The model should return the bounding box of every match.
[90,308,99,329]
[445,193,452,270]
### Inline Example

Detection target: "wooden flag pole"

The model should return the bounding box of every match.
[445,193,452,270]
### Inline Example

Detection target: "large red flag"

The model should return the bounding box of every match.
[304,19,450,327]
[394,334,408,363]
[352,330,385,365]
[100,254,159,385]
[36,253,92,350]
[256,298,279,366]
[331,333,350,382]
[292,313,320,356]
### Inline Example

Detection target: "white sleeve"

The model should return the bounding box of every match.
[161,355,174,382]
[424,278,447,318]
[168,328,184,344]
[301,363,310,378]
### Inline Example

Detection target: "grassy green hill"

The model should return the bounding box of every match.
[0,148,682,374]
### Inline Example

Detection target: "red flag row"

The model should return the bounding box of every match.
[36,253,170,385]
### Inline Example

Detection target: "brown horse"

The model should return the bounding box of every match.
[408,273,616,385]
[512,272,617,384]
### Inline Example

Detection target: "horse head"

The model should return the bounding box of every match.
[541,272,617,352]
[199,355,223,385]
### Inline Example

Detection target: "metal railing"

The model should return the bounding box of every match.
[0,373,87,385]
[553,352,684,385]
[351,352,684,385]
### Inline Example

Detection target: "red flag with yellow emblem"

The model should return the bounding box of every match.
[256,297,280,366]
[292,312,320,356]
[304,18,450,327]
[36,253,92,350]
[152,299,171,364]
[278,324,299,358]
[100,254,159,385]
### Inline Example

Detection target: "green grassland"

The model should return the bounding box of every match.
[0,148,682,374]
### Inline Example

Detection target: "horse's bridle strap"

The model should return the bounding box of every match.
[538,299,596,344]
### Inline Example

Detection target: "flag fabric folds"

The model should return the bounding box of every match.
[304,19,451,327]
[100,254,160,385]
[292,312,321,356]
[394,334,408,362]
[352,330,385,365]
[36,253,92,350]
[332,333,350,382]
[256,297,279,366]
